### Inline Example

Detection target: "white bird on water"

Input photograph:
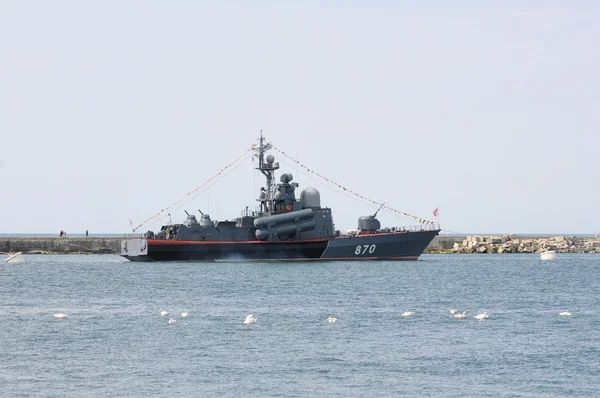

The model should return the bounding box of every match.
[402,311,416,317]
[53,313,68,319]
[559,312,572,316]
[168,314,177,324]
[181,312,189,318]
[244,314,256,325]
[474,312,489,320]
[160,311,169,316]
[327,317,337,323]
[454,311,467,320]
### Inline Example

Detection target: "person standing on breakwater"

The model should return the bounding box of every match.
[86,230,88,237]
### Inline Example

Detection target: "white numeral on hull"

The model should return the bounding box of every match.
[355,244,376,255]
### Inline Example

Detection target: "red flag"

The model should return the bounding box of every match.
[433,207,439,217]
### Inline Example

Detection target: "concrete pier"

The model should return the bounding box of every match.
[0,237,122,254]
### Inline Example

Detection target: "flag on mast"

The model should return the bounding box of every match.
[433,207,439,217]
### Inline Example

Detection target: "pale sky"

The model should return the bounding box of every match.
[1,1,598,235]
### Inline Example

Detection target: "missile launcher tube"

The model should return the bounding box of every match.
[253,209,314,228]
[255,219,316,240]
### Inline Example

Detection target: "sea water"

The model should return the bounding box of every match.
[1,254,599,397]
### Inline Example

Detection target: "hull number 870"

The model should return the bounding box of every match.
[355,244,376,255]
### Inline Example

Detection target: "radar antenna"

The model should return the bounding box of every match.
[253,130,279,215]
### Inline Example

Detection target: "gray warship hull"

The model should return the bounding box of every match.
[121,229,439,262]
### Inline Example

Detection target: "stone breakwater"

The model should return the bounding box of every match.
[0,237,122,254]
[426,234,600,254]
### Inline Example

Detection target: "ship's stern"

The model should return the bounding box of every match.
[121,239,153,262]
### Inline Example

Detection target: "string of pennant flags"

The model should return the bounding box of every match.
[133,137,436,232]
[271,145,436,225]
[132,146,255,232]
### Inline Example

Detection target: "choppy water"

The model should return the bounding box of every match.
[1,254,599,397]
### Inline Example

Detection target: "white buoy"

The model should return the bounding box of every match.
[181,312,188,318]
[402,311,416,317]
[244,314,256,325]
[327,317,337,323]
[160,311,169,316]
[53,313,68,319]
[450,309,457,314]
[559,311,572,316]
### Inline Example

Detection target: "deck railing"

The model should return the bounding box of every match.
[388,223,440,233]
[123,234,145,239]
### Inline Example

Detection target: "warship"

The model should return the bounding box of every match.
[121,134,440,262]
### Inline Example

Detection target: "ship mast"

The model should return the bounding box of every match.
[255,130,279,215]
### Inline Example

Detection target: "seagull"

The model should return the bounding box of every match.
[160,311,169,316]
[450,309,457,314]
[53,313,68,319]
[454,311,467,320]
[244,314,256,325]
[402,311,416,317]
[327,317,337,323]
[559,312,572,316]
[168,314,177,324]
[474,312,489,320]
[181,312,188,318]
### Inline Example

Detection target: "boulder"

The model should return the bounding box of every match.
[469,242,481,250]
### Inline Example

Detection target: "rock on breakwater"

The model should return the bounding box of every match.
[428,234,600,254]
